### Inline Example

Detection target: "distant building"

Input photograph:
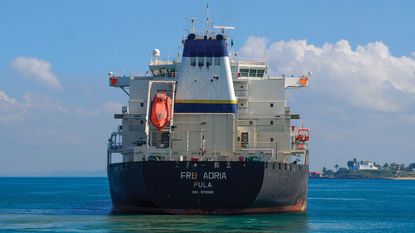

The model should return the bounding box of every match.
[356,161,378,170]
[310,172,321,178]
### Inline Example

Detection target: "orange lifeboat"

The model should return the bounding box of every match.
[150,91,172,131]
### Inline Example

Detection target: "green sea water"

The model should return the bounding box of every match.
[0,177,414,232]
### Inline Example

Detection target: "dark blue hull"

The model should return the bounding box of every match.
[108,161,308,214]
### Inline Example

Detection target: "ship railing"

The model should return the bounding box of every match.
[107,130,122,152]
[254,141,278,148]
[146,148,171,161]
[108,143,122,152]
[241,142,278,151]
[151,72,177,78]
[231,59,267,66]
[149,58,176,66]
[290,151,308,165]
[107,141,123,164]
[240,148,275,161]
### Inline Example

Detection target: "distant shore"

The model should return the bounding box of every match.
[315,164,415,180]
[310,176,415,180]
[387,177,415,180]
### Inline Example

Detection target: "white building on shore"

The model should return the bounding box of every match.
[357,161,378,170]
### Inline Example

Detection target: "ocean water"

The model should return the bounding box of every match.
[0,178,414,232]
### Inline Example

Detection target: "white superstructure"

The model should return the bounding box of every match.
[107,24,310,166]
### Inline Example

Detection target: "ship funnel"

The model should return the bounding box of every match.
[175,34,237,113]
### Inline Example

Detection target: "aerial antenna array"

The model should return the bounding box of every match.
[205,2,211,35]
[186,3,236,38]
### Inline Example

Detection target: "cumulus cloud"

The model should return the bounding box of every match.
[10,56,62,90]
[239,37,415,112]
[239,37,268,59]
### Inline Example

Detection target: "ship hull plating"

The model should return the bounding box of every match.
[108,161,308,214]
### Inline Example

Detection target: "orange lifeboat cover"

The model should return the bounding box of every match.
[150,92,172,131]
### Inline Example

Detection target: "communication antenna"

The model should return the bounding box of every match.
[205,2,210,35]
[177,15,181,61]
[187,17,197,34]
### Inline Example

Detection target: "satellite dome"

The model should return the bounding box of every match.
[153,48,160,57]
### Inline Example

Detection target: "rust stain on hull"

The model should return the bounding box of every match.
[113,199,307,215]
[108,162,309,215]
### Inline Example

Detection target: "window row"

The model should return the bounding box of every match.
[239,68,265,77]
[190,56,221,67]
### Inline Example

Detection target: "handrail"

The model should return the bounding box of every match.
[231,59,267,66]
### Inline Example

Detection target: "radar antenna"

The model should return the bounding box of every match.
[213,25,236,34]
[213,25,235,39]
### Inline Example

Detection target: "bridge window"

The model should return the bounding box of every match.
[198,52,205,67]
[206,52,212,67]
[239,68,266,77]
[214,52,220,65]
[190,52,196,66]
[249,69,257,77]
[240,69,249,77]
[256,69,265,77]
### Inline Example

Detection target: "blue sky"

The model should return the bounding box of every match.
[1,0,415,174]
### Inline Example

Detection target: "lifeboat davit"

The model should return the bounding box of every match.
[150,92,172,131]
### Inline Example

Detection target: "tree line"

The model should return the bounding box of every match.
[321,158,415,178]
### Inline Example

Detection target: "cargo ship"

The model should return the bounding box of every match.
[107,15,311,214]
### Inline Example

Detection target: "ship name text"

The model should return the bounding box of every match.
[180,172,227,180]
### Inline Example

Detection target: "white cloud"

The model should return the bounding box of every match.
[0,90,27,121]
[0,90,18,107]
[239,37,415,112]
[238,37,415,169]
[22,93,70,114]
[10,56,62,90]
[239,37,268,59]
[0,91,102,124]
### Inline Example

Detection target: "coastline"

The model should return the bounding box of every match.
[387,177,415,180]
[310,176,415,180]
